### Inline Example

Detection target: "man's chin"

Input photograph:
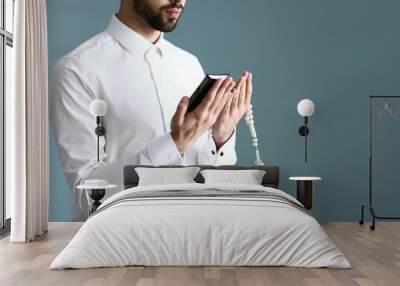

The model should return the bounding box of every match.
[146,14,181,32]
[159,22,178,32]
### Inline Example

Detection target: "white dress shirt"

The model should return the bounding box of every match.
[49,15,237,208]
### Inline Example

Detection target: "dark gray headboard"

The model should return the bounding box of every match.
[123,165,280,189]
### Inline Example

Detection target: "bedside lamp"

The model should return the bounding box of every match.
[90,99,107,163]
[297,99,315,162]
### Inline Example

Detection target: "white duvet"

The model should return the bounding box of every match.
[50,183,351,269]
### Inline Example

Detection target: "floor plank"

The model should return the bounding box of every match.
[0,222,399,286]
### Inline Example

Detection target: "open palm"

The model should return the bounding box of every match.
[212,72,253,147]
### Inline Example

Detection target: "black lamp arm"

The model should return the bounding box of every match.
[298,116,310,162]
[94,116,106,163]
[95,116,106,136]
[298,117,310,137]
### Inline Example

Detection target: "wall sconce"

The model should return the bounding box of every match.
[297,99,315,162]
[90,99,107,163]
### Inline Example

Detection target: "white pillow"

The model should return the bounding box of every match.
[135,167,200,186]
[200,169,266,185]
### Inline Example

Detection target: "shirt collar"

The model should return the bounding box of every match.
[107,15,165,58]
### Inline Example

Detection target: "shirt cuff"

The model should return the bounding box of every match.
[209,128,237,164]
[145,132,184,165]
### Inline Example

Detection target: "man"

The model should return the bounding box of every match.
[50,0,253,211]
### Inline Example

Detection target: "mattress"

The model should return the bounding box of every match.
[50,183,351,269]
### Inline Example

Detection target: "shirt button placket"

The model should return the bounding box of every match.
[145,49,167,133]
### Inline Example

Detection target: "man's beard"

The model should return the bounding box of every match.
[133,0,184,32]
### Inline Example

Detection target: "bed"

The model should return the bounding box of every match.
[50,165,351,269]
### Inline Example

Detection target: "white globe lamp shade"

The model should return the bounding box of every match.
[297,99,315,117]
[90,99,107,117]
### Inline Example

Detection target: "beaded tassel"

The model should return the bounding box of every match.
[245,104,264,166]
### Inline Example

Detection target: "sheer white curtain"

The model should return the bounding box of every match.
[7,0,49,242]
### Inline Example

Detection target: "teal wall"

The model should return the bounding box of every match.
[48,0,400,221]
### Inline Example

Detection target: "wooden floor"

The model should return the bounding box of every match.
[0,222,399,286]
